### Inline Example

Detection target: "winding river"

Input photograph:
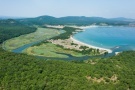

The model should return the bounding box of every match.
[11,26,135,60]
[12,42,104,61]
[12,39,119,61]
[12,40,130,61]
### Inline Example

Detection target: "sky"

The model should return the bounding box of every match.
[0,0,135,18]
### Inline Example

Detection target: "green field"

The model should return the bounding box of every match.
[26,42,85,58]
[2,28,63,51]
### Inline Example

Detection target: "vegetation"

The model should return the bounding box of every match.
[25,42,85,58]
[0,48,135,90]
[62,46,100,55]
[79,46,89,50]
[0,19,37,44]
[71,42,78,46]
[52,27,77,40]
[0,18,135,90]
[2,28,63,51]
[25,41,101,58]
[17,15,131,26]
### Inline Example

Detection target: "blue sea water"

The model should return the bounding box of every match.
[73,26,135,52]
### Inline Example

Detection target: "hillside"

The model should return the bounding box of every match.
[17,15,132,26]
[0,48,135,90]
[0,17,135,90]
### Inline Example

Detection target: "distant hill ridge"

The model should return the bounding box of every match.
[16,15,135,26]
[1,15,134,26]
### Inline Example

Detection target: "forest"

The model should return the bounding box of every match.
[0,48,135,90]
[17,15,131,26]
[0,19,135,90]
[52,27,77,40]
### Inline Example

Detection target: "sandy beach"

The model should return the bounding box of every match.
[70,36,112,53]
[47,25,113,53]
[68,25,99,29]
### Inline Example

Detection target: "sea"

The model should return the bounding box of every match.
[73,26,135,52]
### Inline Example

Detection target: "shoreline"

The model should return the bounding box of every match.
[46,25,113,53]
[69,25,113,29]
[70,36,112,53]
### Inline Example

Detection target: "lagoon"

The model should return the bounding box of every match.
[73,26,135,52]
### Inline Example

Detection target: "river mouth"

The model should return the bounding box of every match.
[11,26,135,60]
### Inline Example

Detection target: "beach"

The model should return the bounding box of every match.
[47,25,113,53]
[70,36,112,53]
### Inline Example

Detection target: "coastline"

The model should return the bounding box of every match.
[47,25,113,53]
[69,25,99,29]
[70,36,112,53]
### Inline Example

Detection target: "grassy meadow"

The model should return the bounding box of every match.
[26,42,85,58]
[2,28,63,51]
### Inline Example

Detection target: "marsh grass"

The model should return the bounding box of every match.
[3,28,63,51]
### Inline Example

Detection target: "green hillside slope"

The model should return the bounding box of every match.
[0,48,135,90]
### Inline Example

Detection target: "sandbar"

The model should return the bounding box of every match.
[70,36,112,53]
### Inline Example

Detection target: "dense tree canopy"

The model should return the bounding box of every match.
[0,48,135,90]
[17,16,131,26]
[0,18,135,90]
[52,27,77,40]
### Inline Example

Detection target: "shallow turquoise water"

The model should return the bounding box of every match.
[73,26,135,52]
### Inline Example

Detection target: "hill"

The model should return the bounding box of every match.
[0,48,135,90]
[0,16,135,90]
[17,15,132,26]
